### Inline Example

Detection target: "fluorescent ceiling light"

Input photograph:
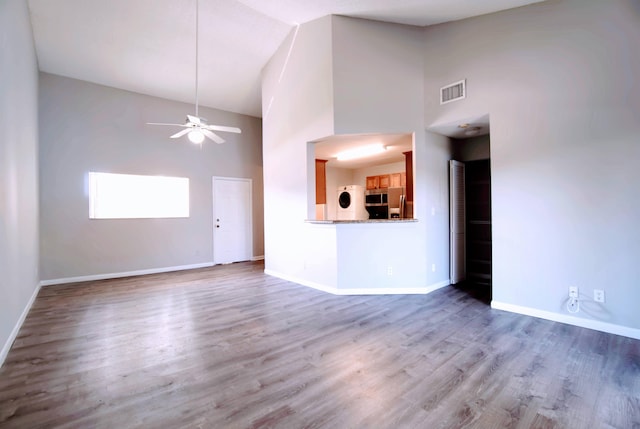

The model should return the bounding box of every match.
[336,144,386,161]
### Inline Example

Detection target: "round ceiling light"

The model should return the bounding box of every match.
[464,127,482,136]
[188,129,205,144]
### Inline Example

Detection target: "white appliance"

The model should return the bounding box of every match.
[336,185,367,220]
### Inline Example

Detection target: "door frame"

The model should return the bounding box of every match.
[212,176,253,265]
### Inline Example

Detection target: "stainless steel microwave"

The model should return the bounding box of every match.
[365,190,388,205]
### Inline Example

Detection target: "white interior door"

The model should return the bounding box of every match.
[450,160,466,284]
[213,177,252,265]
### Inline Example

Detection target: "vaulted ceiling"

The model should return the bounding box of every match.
[27,0,545,118]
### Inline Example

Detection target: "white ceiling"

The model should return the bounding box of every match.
[27,0,545,119]
[314,133,413,169]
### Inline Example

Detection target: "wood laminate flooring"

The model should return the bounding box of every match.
[1,261,638,428]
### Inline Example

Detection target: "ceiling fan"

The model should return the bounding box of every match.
[147,0,241,144]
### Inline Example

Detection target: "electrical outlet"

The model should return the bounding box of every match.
[594,289,605,303]
[569,286,578,299]
[387,266,393,276]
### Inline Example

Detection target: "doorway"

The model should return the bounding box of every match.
[449,158,492,302]
[464,159,492,290]
[212,177,253,265]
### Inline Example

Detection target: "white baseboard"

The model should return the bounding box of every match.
[333,279,450,296]
[491,300,640,340]
[251,255,265,262]
[1,283,41,367]
[264,269,450,296]
[264,270,338,294]
[39,262,215,287]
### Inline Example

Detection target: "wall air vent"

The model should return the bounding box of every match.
[440,80,466,105]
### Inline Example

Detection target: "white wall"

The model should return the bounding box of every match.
[263,15,449,292]
[452,135,490,162]
[331,17,425,135]
[326,166,355,189]
[331,17,448,290]
[39,73,264,281]
[424,0,640,333]
[262,16,336,282]
[328,16,427,224]
[0,0,40,364]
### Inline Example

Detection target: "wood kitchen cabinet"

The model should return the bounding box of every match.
[390,173,402,188]
[366,173,404,190]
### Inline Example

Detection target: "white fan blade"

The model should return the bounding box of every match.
[170,129,191,139]
[206,124,241,134]
[202,129,225,144]
[147,122,189,127]
[186,115,203,125]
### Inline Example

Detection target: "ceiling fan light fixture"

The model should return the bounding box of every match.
[188,129,205,144]
[146,0,241,144]
[464,126,482,136]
